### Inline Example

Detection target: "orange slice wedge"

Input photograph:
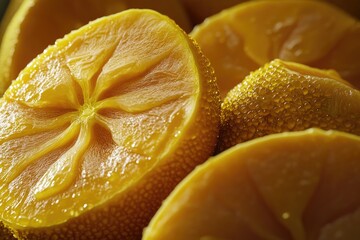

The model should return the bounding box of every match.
[143,129,360,240]
[191,0,360,98]
[0,9,220,239]
[0,0,191,95]
[218,59,360,152]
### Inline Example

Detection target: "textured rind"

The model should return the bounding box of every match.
[0,222,16,240]
[2,10,220,240]
[143,128,360,240]
[218,59,360,152]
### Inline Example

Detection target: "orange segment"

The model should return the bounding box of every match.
[218,59,360,152]
[143,129,360,240]
[0,0,191,95]
[191,0,360,98]
[0,9,220,239]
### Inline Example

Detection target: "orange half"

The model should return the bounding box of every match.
[144,129,360,240]
[0,9,220,239]
[218,59,360,152]
[191,0,360,98]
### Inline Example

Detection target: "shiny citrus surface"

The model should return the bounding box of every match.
[0,0,191,95]
[191,0,360,98]
[144,129,360,240]
[0,9,220,239]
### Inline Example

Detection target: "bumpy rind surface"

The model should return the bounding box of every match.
[218,59,360,152]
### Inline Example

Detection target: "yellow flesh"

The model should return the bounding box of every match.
[0,0,192,95]
[0,10,198,228]
[143,129,360,240]
[191,0,360,98]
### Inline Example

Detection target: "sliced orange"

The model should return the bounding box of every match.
[218,59,360,152]
[143,129,360,240]
[191,0,360,98]
[0,9,220,239]
[0,0,191,95]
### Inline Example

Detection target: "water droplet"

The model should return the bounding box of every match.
[70,210,80,217]
[174,130,181,137]
[33,218,43,224]
[282,212,290,220]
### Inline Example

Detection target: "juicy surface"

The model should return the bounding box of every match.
[218,59,360,152]
[191,0,360,98]
[143,129,360,240]
[0,0,191,95]
[0,9,207,231]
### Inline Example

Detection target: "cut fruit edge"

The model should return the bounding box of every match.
[0,9,220,229]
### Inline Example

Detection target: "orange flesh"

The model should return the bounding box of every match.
[191,0,360,98]
[0,10,199,228]
[143,129,360,240]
